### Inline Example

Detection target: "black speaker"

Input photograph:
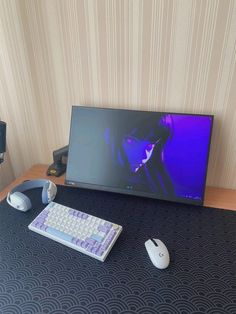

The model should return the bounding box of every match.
[0,121,6,154]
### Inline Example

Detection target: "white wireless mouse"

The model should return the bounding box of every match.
[145,238,170,269]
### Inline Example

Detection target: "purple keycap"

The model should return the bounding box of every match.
[81,213,88,219]
[91,247,97,254]
[35,218,46,225]
[68,209,75,215]
[81,241,88,249]
[38,214,47,220]
[38,214,48,219]
[31,220,37,226]
[69,209,83,218]
[96,248,104,256]
[104,222,112,228]
[39,224,48,231]
[108,230,116,238]
[40,210,49,217]
[76,239,83,246]
[36,223,46,231]
[85,238,96,246]
[101,240,110,251]
[71,237,77,244]
[35,221,42,228]
[101,230,117,250]
[97,225,110,233]
[86,244,94,252]
[39,211,49,217]
[94,243,101,250]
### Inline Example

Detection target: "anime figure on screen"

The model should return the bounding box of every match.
[104,113,175,198]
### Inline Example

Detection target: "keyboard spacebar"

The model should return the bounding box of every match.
[46,227,73,242]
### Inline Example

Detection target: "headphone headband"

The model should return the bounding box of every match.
[10,179,52,194]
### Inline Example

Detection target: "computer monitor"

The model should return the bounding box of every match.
[66,106,213,206]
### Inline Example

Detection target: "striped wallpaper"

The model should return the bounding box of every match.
[0,0,236,191]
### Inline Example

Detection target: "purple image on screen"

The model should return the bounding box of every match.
[104,113,212,203]
[162,115,212,200]
[122,136,158,173]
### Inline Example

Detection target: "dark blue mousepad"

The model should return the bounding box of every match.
[0,185,236,313]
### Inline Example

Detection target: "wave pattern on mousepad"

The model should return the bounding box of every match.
[0,185,235,314]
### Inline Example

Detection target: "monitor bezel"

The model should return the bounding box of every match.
[65,106,214,206]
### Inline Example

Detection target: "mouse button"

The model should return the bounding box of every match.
[156,239,168,250]
[145,239,153,251]
[151,238,158,246]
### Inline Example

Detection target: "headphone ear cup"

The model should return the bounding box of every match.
[42,181,50,204]
[9,192,32,211]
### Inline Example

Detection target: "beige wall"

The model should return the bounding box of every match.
[0,0,236,190]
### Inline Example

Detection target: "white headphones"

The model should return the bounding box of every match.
[7,179,57,212]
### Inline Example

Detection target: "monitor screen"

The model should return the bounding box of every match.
[66,106,213,205]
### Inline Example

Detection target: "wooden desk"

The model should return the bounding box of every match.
[1,164,236,211]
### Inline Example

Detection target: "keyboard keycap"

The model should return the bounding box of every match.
[46,227,73,242]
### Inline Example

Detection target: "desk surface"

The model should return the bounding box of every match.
[0,164,236,210]
[0,181,235,313]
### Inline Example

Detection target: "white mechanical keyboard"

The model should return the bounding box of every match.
[28,202,123,262]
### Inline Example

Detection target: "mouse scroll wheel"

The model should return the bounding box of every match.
[151,239,158,247]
